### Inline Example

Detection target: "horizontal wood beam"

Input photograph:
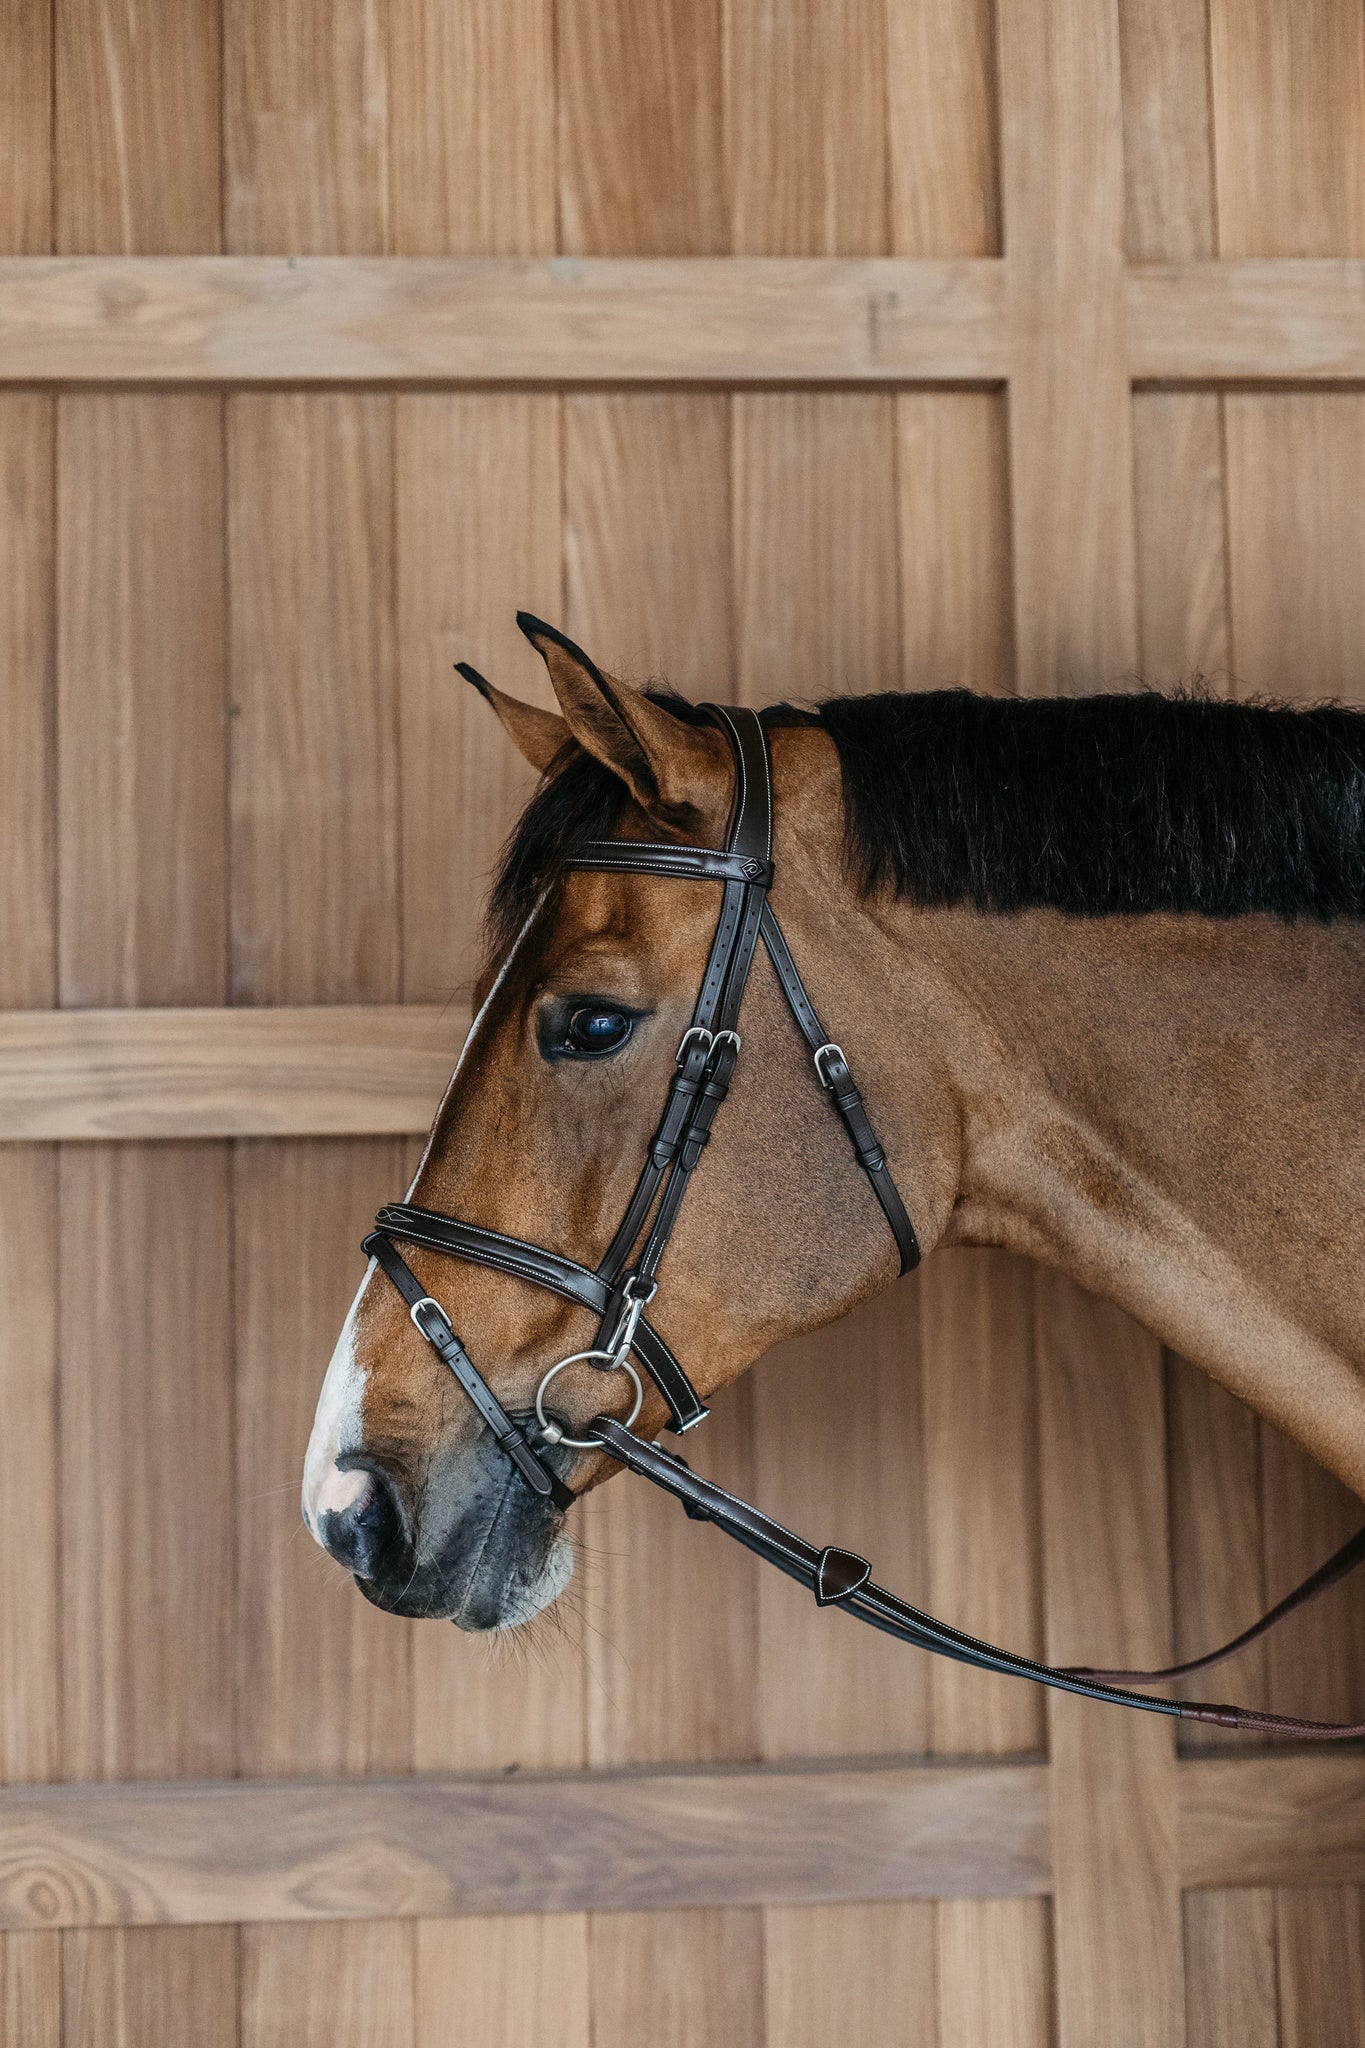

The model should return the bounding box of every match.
[0,1006,462,1140]
[1128,260,1365,381]
[0,1761,1050,1930]
[4,1752,1362,1930]
[0,257,1009,384]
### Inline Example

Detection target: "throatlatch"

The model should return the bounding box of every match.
[365,636,1365,1740]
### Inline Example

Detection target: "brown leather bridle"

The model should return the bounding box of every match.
[363,658,1365,1739]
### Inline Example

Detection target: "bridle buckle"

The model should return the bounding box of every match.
[813,1041,845,1089]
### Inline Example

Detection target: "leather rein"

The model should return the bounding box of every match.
[365,700,1365,1739]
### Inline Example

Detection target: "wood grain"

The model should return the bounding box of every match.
[937,1897,1054,2048]
[1181,1757,1365,1890]
[0,1005,465,1141]
[591,1908,764,2048]
[224,0,389,255]
[241,1921,414,2048]
[886,0,999,258]
[396,394,561,1003]
[0,1147,58,1787]
[1182,1890,1278,2048]
[1119,0,1216,261]
[56,0,220,255]
[764,1901,936,2048]
[389,0,555,257]
[1275,1888,1365,2048]
[1127,261,1365,379]
[0,256,1012,382]
[62,1925,237,2048]
[1132,394,1230,689]
[415,1915,590,2048]
[0,1761,1052,1929]
[1,1930,59,2048]
[896,392,1013,695]
[0,0,51,254]
[0,396,53,1006]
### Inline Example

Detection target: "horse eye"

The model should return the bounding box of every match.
[564,1005,633,1057]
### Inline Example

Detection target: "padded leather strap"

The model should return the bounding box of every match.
[567,843,772,887]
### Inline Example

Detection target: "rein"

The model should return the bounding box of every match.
[365,695,1365,1740]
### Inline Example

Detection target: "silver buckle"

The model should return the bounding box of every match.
[813,1042,844,1088]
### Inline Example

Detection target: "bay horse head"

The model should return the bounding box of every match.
[303,619,1365,1650]
[302,616,949,1627]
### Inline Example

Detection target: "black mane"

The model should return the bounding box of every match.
[487,686,1365,952]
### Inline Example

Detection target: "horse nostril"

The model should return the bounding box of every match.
[316,1462,408,1582]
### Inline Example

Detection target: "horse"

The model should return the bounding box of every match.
[302,614,1365,1675]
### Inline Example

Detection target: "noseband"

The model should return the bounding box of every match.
[363,700,1365,1741]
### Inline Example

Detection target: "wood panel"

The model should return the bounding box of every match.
[0,1005,465,1141]
[1183,1890,1278,2048]
[0,396,54,1008]
[396,394,561,1003]
[886,0,999,258]
[241,1921,414,2048]
[1275,1889,1365,2048]
[0,0,51,254]
[590,1909,765,2048]
[1,1930,60,2048]
[1120,0,1216,262]
[937,1898,1054,2048]
[0,255,1013,382]
[1127,260,1365,378]
[55,0,220,256]
[1132,393,1230,689]
[62,1925,238,2048]
[896,391,1013,695]
[415,1915,590,2048]
[764,1901,936,2048]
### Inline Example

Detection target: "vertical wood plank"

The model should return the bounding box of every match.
[729,0,888,254]
[0,0,51,254]
[1132,395,1231,689]
[0,1147,59,1786]
[389,0,555,256]
[228,394,399,1008]
[57,396,226,1010]
[415,1916,590,2048]
[558,0,726,255]
[55,0,220,253]
[395,393,561,1006]
[2,1931,60,2048]
[224,0,389,253]
[1183,1890,1278,2048]
[1036,1275,1183,2047]
[999,0,1137,696]
[564,394,734,696]
[1260,1421,1365,1729]
[764,1902,937,2048]
[1210,0,1365,257]
[896,391,1013,695]
[733,393,901,704]
[0,395,54,1007]
[1276,1889,1365,2048]
[937,1898,1053,2048]
[1119,0,1216,260]
[242,1922,415,2048]
[62,1927,238,2048]
[755,1289,928,1759]
[234,1137,414,1776]
[886,0,999,257]
[591,1909,765,2048]
[920,1251,1042,1755]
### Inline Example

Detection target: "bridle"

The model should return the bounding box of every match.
[364,686,1365,1741]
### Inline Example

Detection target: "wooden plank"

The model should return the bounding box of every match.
[921,1252,1041,1757]
[1119,0,1216,262]
[0,1761,1053,1929]
[1183,1890,1278,2048]
[1275,1888,1365,2048]
[896,391,1013,695]
[764,1902,936,2048]
[0,0,51,254]
[558,0,726,255]
[1209,0,1365,258]
[1132,394,1230,689]
[0,1147,59,1785]
[415,1915,590,2048]
[228,394,398,1006]
[395,395,561,1004]
[1127,261,1365,379]
[0,256,1012,382]
[753,1291,927,1759]
[563,394,734,696]
[1036,1276,1183,2046]
[224,0,388,255]
[56,395,226,1007]
[62,1926,237,2048]
[55,0,220,254]
[388,0,555,257]
[886,0,999,258]
[591,1910,764,2048]
[937,1897,1054,2048]
[233,1138,414,1778]
[729,0,888,255]
[0,395,54,1008]
[1,1930,59,2048]
[0,1005,463,1141]
[1181,1756,1365,1890]
[241,1922,413,2048]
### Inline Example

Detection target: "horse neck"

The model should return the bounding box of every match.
[862,901,1365,1495]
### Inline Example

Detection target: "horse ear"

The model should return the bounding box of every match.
[515,611,724,826]
[456,662,569,775]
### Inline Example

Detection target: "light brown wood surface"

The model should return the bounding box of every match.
[5,4,1365,2044]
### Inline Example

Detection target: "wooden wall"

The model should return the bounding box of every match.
[3,2,1365,2043]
